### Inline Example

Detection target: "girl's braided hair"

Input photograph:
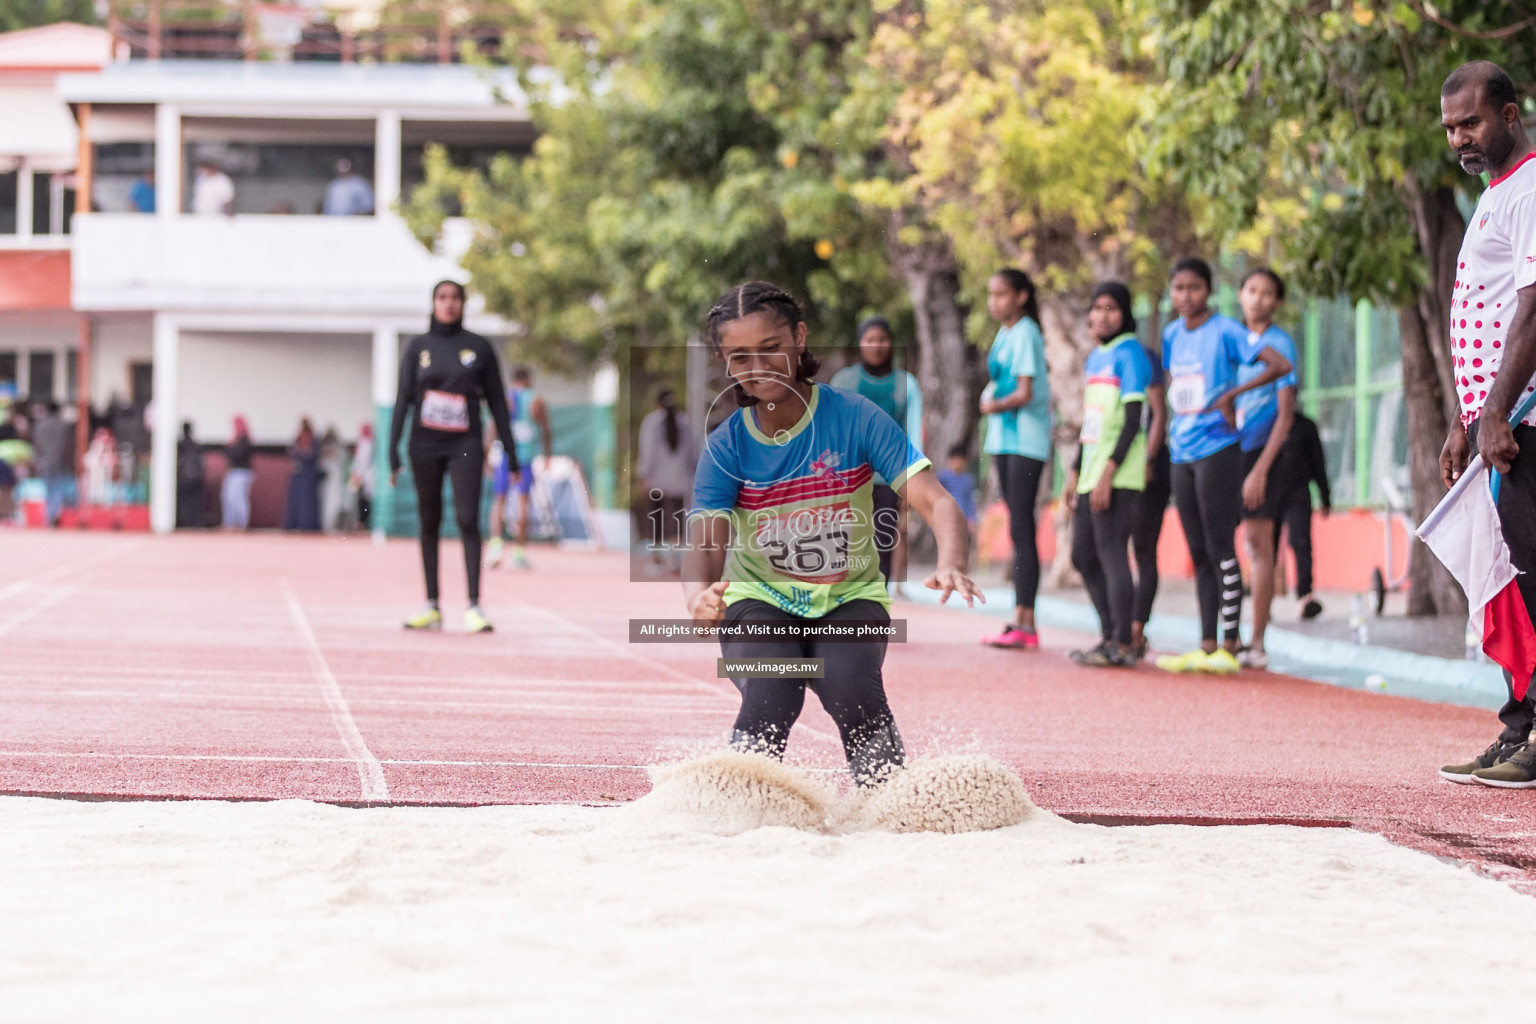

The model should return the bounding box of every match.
[705,281,821,407]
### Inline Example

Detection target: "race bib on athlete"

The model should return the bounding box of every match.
[1168,373,1206,415]
[753,504,853,584]
[1080,406,1104,444]
[420,389,470,432]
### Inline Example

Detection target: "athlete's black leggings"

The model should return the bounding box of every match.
[1071,488,1138,646]
[1170,444,1244,644]
[995,454,1045,611]
[410,440,485,604]
[721,598,903,786]
[1133,450,1171,625]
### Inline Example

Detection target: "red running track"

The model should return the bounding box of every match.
[3,532,1534,888]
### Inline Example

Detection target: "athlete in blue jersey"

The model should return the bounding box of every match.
[683,281,980,785]
[1155,258,1291,675]
[487,367,550,570]
[829,315,924,592]
[1233,268,1299,669]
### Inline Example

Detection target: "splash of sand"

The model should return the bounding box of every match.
[619,750,1033,836]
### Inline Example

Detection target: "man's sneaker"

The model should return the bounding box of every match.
[1440,740,1518,784]
[485,536,505,568]
[1069,643,1114,667]
[511,544,532,570]
[1471,743,1536,788]
[983,624,1038,649]
[1237,647,1269,670]
[1204,648,1242,675]
[1155,648,1209,673]
[464,606,494,634]
[1299,595,1323,620]
[403,604,442,631]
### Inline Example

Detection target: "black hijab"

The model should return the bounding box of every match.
[429,280,466,336]
[1088,281,1137,340]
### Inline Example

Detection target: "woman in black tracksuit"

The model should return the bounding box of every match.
[388,280,518,633]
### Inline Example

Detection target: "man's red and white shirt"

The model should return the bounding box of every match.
[1452,149,1536,427]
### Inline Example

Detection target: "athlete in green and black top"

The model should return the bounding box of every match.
[388,280,518,634]
[1062,282,1153,668]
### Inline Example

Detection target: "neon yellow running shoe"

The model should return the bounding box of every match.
[485,536,505,567]
[403,604,442,631]
[1202,648,1241,675]
[464,605,494,634]
[1155,648,1210,673]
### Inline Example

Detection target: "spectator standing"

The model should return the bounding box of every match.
[636,387,699,576]
[84,427,118,505]
[31,400,73,527]
[322,159,375,216]
[350,422,376,530]
[221,415,254,530]
[128,170,155,213]
[978,268,1053,650]
[830,316,924,593]
[935,445,977,529]
[283,419,322,532]
[318,426,346,533]
[190,161,235,216]
[1269,410,1331,620]
[175,422,206,529]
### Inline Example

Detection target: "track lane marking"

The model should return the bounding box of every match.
[0,585,79,638]
[282,583,390,803]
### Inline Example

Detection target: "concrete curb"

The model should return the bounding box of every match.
[903,584,1508,711]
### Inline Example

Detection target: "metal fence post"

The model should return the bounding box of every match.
[1354,299,1373,507]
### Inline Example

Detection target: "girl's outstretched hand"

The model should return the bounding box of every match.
[924,566,985,607]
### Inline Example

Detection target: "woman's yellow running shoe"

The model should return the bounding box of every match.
[1154,648,1210,673]
[464,606,494,634]
[403,605,443,631]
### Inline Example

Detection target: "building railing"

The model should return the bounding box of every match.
[103,1,515,64]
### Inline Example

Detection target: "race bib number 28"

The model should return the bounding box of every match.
[421,390,470,432]
[1168,373,1207,415]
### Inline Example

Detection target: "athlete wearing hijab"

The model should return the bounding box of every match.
[389,280,518,633]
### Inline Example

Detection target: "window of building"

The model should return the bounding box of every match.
[0,171,16,234]
[28,351,56,401]
[31,173,75,235]
[65,349,78,401]
[93,142,156,214]
[0,351,17,394]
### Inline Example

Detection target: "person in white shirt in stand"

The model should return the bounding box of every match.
[1436,61,1536,788]
[190,161,235,216]
[322,159,375,216]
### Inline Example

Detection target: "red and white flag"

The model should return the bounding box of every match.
[1417,456,1536,698]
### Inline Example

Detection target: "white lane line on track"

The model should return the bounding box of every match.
[282,582,390,803]
[0,585,78,638]
[0,538,146,602]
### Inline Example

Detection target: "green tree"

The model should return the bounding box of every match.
[1141,0,1535,615]
[0,0,95,32]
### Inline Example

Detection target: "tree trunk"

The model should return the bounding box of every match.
[1037,292,1093,589]
[891,238,978,563]
[1400,178,1469,617]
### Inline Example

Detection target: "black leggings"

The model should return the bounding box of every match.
[1133,451,1171,625]
[410,442,485,605]
[995,454,1045,611]
[1071,489,1138,646]
[1270,487,1315,597]
[1171,444,1244,643]
[720,598,903,785]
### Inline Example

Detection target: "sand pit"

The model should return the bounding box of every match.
[3,790,1532,1023]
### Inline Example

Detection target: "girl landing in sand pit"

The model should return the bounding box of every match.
[682,282,983,786]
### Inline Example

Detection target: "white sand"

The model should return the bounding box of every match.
[3,758,1531,1023]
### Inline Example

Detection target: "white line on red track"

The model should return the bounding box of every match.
[282,582,390,803]
[0,585,78,639]
[0,750,845,773]
[0,538,145,602]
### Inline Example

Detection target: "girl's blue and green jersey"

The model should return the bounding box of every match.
[1162,312,1281,464]
[692,384,929,619]
[983,317,1052,460]
[1234,325,1298,453]
[1078,333,1152,493]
